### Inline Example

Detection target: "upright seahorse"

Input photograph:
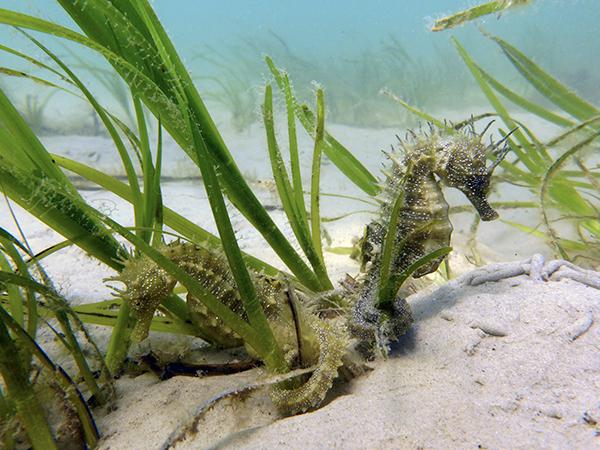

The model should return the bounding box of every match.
[351,121,512,351]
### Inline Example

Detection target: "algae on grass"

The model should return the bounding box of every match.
[432,0,534,31]
[0,226,113,449]
[0,3,461,436]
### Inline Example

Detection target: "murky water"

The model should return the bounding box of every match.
[1,1,599,131]
[0,0,598,264]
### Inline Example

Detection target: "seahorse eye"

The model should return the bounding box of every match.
[466,173,491,196]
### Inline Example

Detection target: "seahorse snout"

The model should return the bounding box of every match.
[465,192,499,221]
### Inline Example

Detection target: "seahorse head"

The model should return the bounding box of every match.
[107,249,176,342]
[436,123,512,221]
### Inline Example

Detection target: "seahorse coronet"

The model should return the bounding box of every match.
[352,121,507,354]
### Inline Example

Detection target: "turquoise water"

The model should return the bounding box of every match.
[1,1,599,130]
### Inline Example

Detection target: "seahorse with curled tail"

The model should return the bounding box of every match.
[351,121,513,351]
[269,317,348,414]
[109,241,348,414]
[106,121,512,414]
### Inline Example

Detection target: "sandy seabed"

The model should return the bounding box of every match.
[2,116,599,449]
[95,271,600,450]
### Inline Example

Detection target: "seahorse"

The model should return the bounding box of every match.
[109,241,348,414]
[352,121,512,350]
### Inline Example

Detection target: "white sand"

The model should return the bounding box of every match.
[94,267,600,450]
[2,117,599,449]
[225,273,600,449]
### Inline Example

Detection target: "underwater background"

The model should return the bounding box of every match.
[1,0,599,133]
[1,4,600,448]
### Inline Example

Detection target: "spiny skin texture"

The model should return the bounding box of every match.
[433,129,499,221]
[111,241,349,414]
[353,123,507,351]
[114,254,177,343]
[166,242,274,349]
[109,124,507,414]
[361,123,500,278]
[349,276,413,357]
[391,157,453,278]
[270,318,349,415]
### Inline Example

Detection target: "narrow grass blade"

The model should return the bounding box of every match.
[432,0,533,31]
[151,119,165,247]
[266,56,380,196]
[0,89,70,184]
[0,227,28,253]
[377,177,407,305]
[385,247,453,306]
[133,95,161,244]
[488,34,600,121]
[0,67,65,89]
[262,85,309,250]
[546,115,600,147]
[321,210,375,222]
[1,219,39,342]
[0,231,40,344]
[0,388,17,449]
[0,315,57,450]
[325,247,354,255]
[500,219,588,251]
[88,207,284,369]
[283,73,308,221]
[0,6,323,291]
[0,160,124,271]
[540,131,600,257]
[448,201,538,215]
[105,0,321,289]
[185,105,287,372]
[263,85,331,288]
[381,89,449,130]
[21,30,143,222]
[0,253,24,327]
[17,297,199,337]
[452,37,544,172]
[310,88,326,269]
[0,270,110,402]
[0,305,99,448]
[53,155,285,278]
[475,63,574,128]
[0,42,73,83]
[320,192,378,207]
